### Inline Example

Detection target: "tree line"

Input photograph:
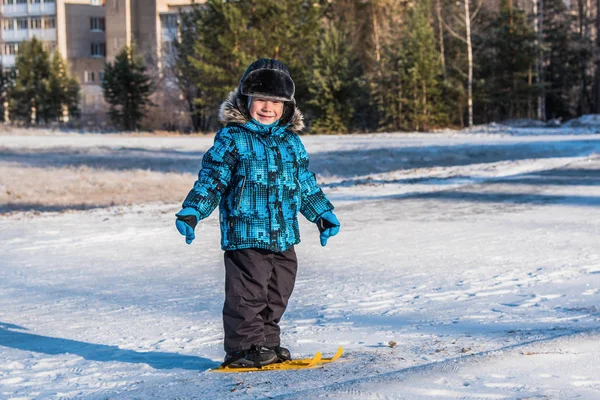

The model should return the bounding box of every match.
[174,0,600,133]
[0,38,154,130]
[1,0,599,133]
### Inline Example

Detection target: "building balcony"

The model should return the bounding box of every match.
[3,29,28,41]
[30,28,56,41]
[2,28,56,42]
[1,55,16,68]
[28,2,56,15]
[0,4,28,16]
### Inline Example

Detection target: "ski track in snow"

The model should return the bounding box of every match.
[276,330,600,399]
[1,129,600,399]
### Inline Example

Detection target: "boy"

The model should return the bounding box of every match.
[175,59,340,368]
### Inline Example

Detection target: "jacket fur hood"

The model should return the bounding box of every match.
[218,88,305,133]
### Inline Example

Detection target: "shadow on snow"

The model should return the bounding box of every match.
[0,322,220,370]
[1,139,600,177]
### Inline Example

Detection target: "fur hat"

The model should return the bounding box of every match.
[222,58,300,128]
[239,58,295,102]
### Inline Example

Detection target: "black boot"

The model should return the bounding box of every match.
[222,345,278,368]
[269,345,292,362]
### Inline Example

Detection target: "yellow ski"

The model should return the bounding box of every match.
[212,346,343,373]
[318,346,344,363]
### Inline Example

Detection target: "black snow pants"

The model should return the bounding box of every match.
[223,246,298,353]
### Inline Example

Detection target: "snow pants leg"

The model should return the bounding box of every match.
[222,247,297,353]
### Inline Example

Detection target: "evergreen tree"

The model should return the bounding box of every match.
[175,5,204,131]
[187,0,250,131]
[102,45,154,131]
[374,1,445,131]
[179,0,323,131]
[47,52,80,122]
[543,0,581,120]
[478,4,539,121]
[9,37,52,124]
[0,66,15,122]
[6,38,78,124]
[401,1,445,130]
[308,24,365,134]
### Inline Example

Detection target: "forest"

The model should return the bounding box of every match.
[173,0,600,133]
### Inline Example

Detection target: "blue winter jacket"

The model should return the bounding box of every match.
[182,90,334,252]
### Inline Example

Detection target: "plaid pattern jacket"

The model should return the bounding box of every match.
[182,91,334,252]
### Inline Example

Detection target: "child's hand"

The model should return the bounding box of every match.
[317,211,340,246]
[175,208,200,244]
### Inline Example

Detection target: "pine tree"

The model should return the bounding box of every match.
[189,0,251,130]
[179,0,323,131]
[543,0,581,120]
[0,66,15,122]
[47,52,80,122]
[102,45,154,131]
[175,5,204,131]
[9,37,52,124]
[478,3,539,121]
[308,24,365,134]
[373,1,445,131]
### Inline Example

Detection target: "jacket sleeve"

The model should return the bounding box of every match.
[296,136,334,222]
[182,128,237,220]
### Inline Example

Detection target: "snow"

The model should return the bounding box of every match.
[563,114,600,129]
[1,126,600,399]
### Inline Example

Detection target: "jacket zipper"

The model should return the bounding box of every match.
[294,177,302,205]
[236,176,247,211]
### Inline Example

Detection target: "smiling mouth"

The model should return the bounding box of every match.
[257,114,276,119]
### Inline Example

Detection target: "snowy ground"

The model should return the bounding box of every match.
[1,126,600,399]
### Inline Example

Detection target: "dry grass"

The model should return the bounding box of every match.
[0,125,215,137]
[0,164,195,213]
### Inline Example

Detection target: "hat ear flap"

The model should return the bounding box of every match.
[279,101,295,126]
[236,93,252,120]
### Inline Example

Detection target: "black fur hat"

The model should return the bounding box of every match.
[239,58,295,102]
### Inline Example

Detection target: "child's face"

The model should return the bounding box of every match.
[249,98,284,125]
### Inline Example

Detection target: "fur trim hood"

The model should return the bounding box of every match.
[218,88,305,133]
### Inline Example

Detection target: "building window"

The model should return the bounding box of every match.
[32,0,41,3]
[4,43,18,55]
[43,17,55,29]
[16,0,26,4]
[44,0,55,3]
[30,18,42,29]
[91,0,102,5]
[90,42,106,57]
[85,71,96,83]
[98,71,105,82]
[16,18,28,30]
[3,0,14,5]
[90,17,105,32]
[161,14,178,30]
[4,20,15,31]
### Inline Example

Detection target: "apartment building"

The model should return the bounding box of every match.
[104,0,198,68]
[62,0,106,120]
[0,0,106,119]
[0,0,58,68]
[1,0,200,123]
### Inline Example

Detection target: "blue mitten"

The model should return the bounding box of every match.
[317,211,340,247]
[175,208,200,244]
